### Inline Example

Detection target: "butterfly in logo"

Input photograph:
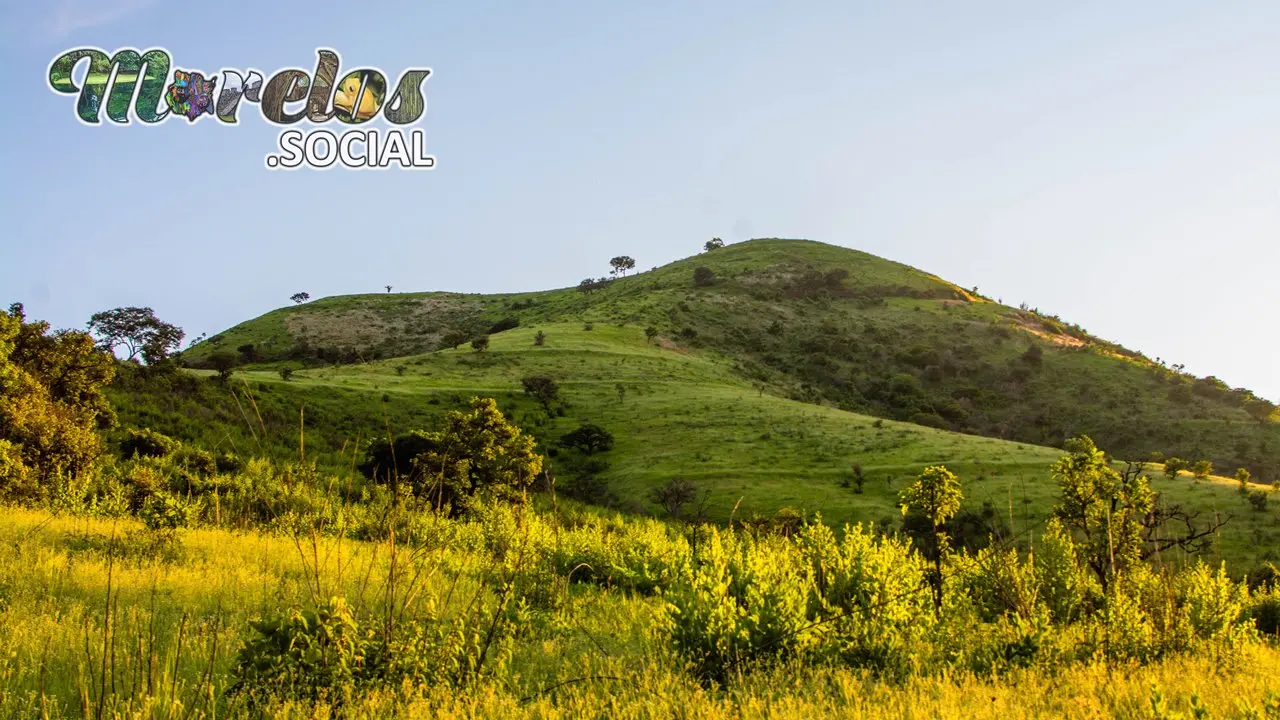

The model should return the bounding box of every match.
[165,70,218,122]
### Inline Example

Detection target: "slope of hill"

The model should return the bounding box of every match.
[178,238,1280,480]
[104,285,1279,570]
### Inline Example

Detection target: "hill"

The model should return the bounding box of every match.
[177,238,1280,479]
[100,239,1280,570]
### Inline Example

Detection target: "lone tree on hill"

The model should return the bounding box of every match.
[1163,457,1188,481]
[87,306,184,365]
[609,256,636,277]
[208,352,237,381]
[1192,460,1213,481]
[652,477,698,519]
[559,423,614,455]
[290,292,310,304]
[470,336,490,353]
[693,266,717,287]
[644,326,658,344]
[385,285,392,293]
[521,375,560,412]
[704,237,725,251]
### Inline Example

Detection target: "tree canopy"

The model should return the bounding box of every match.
[1,305,116,496]
[87,306,184,365]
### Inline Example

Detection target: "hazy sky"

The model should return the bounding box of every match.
[2,1,1277,399]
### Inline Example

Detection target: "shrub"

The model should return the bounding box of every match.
[278,367,295,381]
[487,317,520,334]
[120,428,179,459]
[215,451,246,474]
[470,336,490,352]
[230,596,366,706]
[139,491,196,537]
[533,331,546,346]
[1192,460,1213,481]
[693,267,717,287]
[665,531,811,683]
[176,447,216,476]
[559,424,614,455]
[1248,490,1269,512]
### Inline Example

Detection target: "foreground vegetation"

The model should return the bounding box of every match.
[5,243,1280,716]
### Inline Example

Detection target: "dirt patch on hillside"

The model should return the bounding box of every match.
[284,297,482,354]
[1012,319,1086,348]
[656,337,690,354]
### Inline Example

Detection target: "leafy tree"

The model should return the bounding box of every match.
[208,351,237,381]
[1235,467,1252,495]
[1050,438,1150,590]
[850,462,866,494]
[1192,460,1213,481]
[652,477,697,518]
[87,306,184,365]
[644,327,658,344]
[899,465,962,611]
[236,343,258,364]
[290,292,310,304]
[704,237,725,251]
[385,285,392,293]
[470,336,490,352]
[521,375,559,411]
[693,267,717,287]
[409,397,542,516]
[559,423,614,455]
[0,306,116,493]
[278,367,295,381]
[441,329,470,350]
[1163,457,1188,481]
[609,256,636,277]
[1049,438,1223,590]
[533,331,546,346]
[577,278,599,294]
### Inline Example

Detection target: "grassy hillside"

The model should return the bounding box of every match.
[178,239,1280,482]
[113,318,1280,571]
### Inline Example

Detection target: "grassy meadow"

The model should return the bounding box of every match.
[3,505,1279,719]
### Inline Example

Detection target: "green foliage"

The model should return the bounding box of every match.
[0,307,116,491]
[1247,490,1268,512]
[138,491,196,536]
[87,306,184,365]
[899,465,963,529]
[470,336,490,352]
[120,427,179,459]
[1051,436,1152,588]
[559,423,614,455]
[408,397,542,516]
[1192,460,1213,480]
[665,530,810,683]
[520,375,559,411]
[1164,457,1189,480]
[231,596,367,706]
[693,266,717,287]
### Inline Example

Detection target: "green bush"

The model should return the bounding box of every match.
[665,530,810,683]
[120,428,179,459]
[230,596,366,706]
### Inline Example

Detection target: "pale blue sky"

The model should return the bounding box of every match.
[2,1,1277,399]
